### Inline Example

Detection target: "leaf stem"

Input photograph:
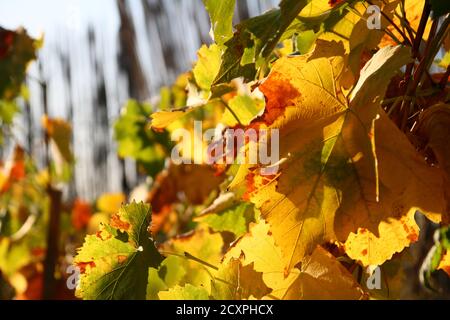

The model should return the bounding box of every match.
[221,98,243,126]
[160,250,219,270]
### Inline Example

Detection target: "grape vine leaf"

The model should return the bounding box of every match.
[222,92,265,127]
[114,100,171,177]
[282,246,365,300]
[202,0,236,45]
[74,202,163,300]
[256,39,347,127]
[212,0,310,87]
[211,258,270,300]
[232,45,446,269]
[41,115,74,163]
[0,27,39,100]
[416,104,450,224]
[193,44,222,92]
[195,202,257,238]
[223,219,302,299]
[223,220,364,299]
[160,226,223,293]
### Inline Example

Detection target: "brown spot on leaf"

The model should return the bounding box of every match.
[0,29,14,59]
[258,72,299,125]
[117,255,127,264]
[76,261,96,274]
[361,249,368,256]
[110,214,131,231]
[407,232,419,242]
[328,0,344,7]
[242,173,256,201]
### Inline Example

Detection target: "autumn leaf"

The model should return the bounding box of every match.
[223,220,364,299]
[160,226,223,293]
[380,0,431,47]
[195,201,257,238]
[309,1,400,78]
[223,219,300,299]
[416,104,450,224]
[114,100,171,176]
[74,202,163,300]
[71,199,92,231]
[282,246,365,300]
[438,251,450,276]
[96,192,126,214]
[231,45,446,270]
[0,145,26,194]
[193,44,222,92]
[212,0,310,87]
[256,40,347,127]
[41,115,74,163]
[211,258,270,300]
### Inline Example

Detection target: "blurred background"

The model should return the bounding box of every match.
[0,0,279,201]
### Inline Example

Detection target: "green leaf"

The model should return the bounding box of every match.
[196,202,256,238]
[0,27,38,101]
[202,0,236,45]
[0,238,31,277]
[222,94,265,127]
[74,202,163,300]
[296,29,320,54]
[158,284,209,300]
[114,100,172,177]
[439,51,450,69]
[160,227,223,293]
[146,268,168,300]
[193,44,222,92]
[0,100,19,124]
[212,0,311,87]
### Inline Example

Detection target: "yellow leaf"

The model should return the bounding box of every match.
[150,108,194,131]
[96,193,126,214]
[319,0,400,75]
[344,208,419,266]
[231,45,445,270]
[223,220,364,299]
[257,40,347,128]
[380,0,431,47]
[223,220,301,299]
[283,246,365,300]
[41,115,73,163]
[193,44,222,92]
[416,104,450,224]
[212,258,270,300]
[161,227,223,293]
[438,250,450,277]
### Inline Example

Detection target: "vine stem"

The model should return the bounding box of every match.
[399,0,432,130]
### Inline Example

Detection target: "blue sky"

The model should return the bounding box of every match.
[0,0,118,37]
